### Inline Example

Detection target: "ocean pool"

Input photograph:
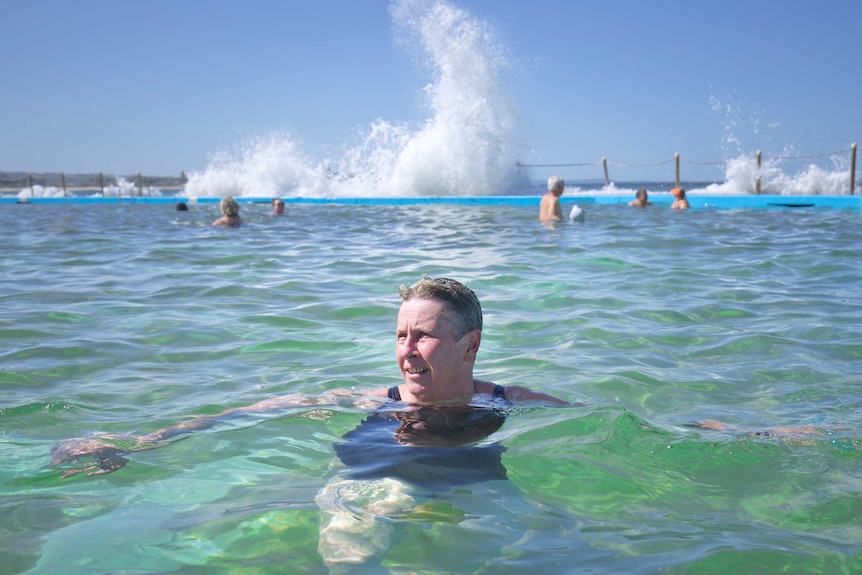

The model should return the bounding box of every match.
[1,200,860,574]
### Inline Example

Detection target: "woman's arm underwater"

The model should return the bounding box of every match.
[50,390,384,479]
[50,384,582,478]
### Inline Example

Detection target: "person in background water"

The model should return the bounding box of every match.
[175,201,189,211]
[569,204,586,222]
[271,198,286,216]
[539,176,565,222]
[628,188,652,208]
[212,196,243,226]
[670,187,690,210]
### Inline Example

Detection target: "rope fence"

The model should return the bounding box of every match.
[518,144,858,195]
[0,171,187,197]
[2,145,858,197]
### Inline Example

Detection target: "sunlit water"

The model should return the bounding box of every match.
[1,201,861,574]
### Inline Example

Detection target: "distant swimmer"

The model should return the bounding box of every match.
[271,198,286,216]
[212,196,243,226]
[628,188,652,208]
[670,187,690,210]
[569,204,586,222]
[176,201,189,211]
[539,176,565,222]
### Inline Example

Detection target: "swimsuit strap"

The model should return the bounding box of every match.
[387,385,402,401]
[475,381,508,399]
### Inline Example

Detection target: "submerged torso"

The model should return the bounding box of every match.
[333,389,511,491]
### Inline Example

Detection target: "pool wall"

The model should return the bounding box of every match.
[2,194,860,211]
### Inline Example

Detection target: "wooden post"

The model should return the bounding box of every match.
[137,172,144,196]
[61,172,67,196]
[28,173,34,196]
[851,143,857,195]
[674,153,680,188]
[99,172,105,196]
[602,157,609,187]
[755,150,762,195]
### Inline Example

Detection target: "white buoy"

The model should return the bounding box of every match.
[569,204,585,222]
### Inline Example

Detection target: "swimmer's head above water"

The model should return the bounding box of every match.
[398,275,482,339]
[389,275,573,407]
[547,175,565,195]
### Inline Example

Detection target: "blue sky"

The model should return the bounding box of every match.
[1,0,858,184]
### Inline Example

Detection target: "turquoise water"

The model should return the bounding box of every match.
[1,201,861,574]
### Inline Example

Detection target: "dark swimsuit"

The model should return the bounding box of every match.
[333,384,511,490]
[386,383,508,402]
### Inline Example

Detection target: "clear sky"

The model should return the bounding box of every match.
[2,0,859,184]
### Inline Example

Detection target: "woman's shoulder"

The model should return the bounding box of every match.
[493,382,578,406]
[472,379,499,395]
[365,386,392,398]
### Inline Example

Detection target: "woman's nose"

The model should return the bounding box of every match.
[400,337,418,354]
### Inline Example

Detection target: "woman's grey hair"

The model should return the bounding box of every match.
[547,176,565,192]
[398,275,483,339]
[220,196,240,217]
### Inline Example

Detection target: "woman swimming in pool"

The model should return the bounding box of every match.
[50,276,575,478]
[48,275,828,570]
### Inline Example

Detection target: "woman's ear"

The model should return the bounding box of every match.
[464,329,481,362]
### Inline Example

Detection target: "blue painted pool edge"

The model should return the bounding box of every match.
[2,194,860,211]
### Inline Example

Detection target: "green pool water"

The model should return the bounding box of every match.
[1,201,860,574]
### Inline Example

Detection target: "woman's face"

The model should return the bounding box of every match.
[395,298,479,405]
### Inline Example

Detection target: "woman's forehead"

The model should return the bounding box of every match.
[397,298,450,326]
